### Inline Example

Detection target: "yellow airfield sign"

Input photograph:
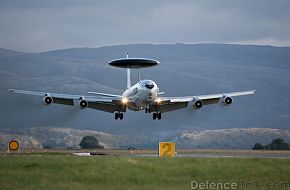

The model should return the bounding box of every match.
[8,140,19,151]
[159,142,175,158]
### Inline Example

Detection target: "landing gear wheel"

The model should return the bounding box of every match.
[153,113,157,120]
[153,112,161,120]
[157,113,161,120]
[115,112,119,120]
[145,107,151,114]
[115,112,124,120]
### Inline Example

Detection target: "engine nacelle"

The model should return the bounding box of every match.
[43,94,53,105]
[193,100,203,109]
[79,97,88,109]
[223,96,233,105]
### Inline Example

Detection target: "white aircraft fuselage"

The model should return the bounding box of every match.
[122,80,159,111]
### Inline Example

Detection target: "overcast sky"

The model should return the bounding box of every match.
[0,0,290,52]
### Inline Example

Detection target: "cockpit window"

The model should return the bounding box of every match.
[145,84,154,89]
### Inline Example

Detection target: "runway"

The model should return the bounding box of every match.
[73,149,290,159]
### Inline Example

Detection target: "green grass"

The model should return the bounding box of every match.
[0,154,290,190]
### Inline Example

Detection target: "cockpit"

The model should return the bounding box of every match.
[145,83,154,89]
[142,80,155,90]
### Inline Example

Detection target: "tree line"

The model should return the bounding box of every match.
[252,138,290,150]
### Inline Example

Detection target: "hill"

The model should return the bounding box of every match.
[0,127,119,149]
[1,127,290,150]
[174,128,290,149]
[0,44,290,148]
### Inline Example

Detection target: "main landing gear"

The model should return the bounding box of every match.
[115,112,124,120]
[153,112,161,120]
[145,107,162,120]
[145,107,150,113]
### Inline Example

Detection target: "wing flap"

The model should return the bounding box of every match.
[88,92,122,98]
[88,102,117,113]
[202,98,220,105]
[159,102,188,113]
[151,102,188,113]
[88,101,125,113]
[52,97,74,106]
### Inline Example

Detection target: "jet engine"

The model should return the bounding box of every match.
[43,94,53,105]
[223,96,233,105]
[79,97,88,109]
[193,99,203,109]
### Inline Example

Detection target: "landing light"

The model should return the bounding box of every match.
[122,98,128,104]
[156,98,162,104]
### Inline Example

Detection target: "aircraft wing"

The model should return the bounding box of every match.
[8,89,126,113]
[152,90,255,113]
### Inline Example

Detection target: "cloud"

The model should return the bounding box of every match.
[0,0,289,52]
